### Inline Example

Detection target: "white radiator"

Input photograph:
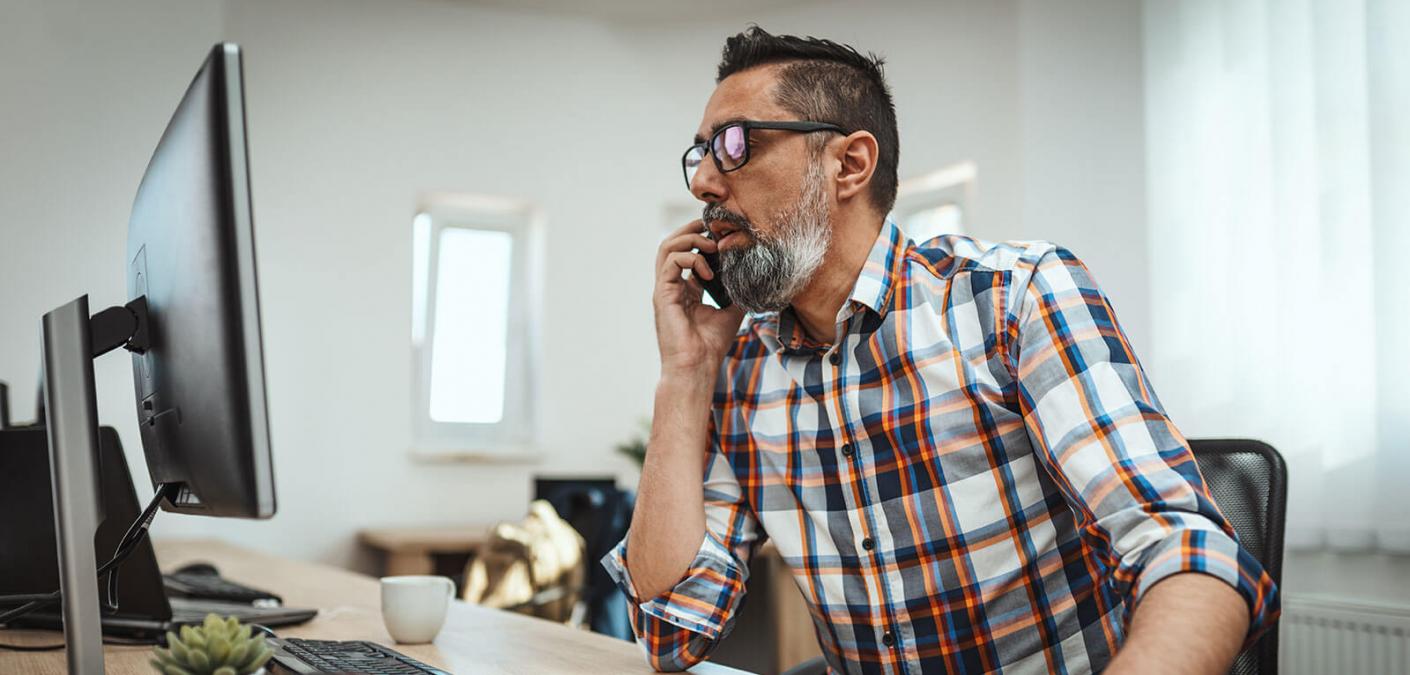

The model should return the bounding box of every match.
[1280,595,1410,675]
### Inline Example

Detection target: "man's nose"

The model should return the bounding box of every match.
[691,155,728,203]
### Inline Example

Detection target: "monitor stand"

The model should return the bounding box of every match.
[40,294,149,673]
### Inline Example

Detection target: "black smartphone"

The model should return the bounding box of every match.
[698,231,733,309]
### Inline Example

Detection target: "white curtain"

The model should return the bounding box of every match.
[1142,0,1410,553]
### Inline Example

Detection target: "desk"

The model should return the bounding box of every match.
[0,540,748,674]
[357,527,823,674]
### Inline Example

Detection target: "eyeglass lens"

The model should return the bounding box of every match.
[684,145,705,188]
[714,125,747,169]
[683,124,749,189]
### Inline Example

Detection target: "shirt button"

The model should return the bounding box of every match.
[862,537,875,551]
[841,443,854,457]
[829,352,841,365]
[882,631,896,647]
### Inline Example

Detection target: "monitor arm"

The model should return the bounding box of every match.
[88,296,149,357]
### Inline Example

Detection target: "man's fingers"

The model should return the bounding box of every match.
[656,220,710,266]
[660,250,693,275]
[665,232,717,255]
[683,274,705,296]
[660,251,715,281]
[659,249,710,279]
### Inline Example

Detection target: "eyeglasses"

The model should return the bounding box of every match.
[682,120,846,190]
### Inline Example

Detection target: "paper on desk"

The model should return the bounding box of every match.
[688,662,757,675]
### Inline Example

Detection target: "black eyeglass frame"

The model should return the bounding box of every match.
[682,120,846,190]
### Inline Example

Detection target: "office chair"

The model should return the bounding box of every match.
[777,439,1288,675]
[1188,438,1287,675]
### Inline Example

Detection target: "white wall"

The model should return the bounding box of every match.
[618,0,1028,240]
[0,0,1149,571]
[210,0,678,569]
[0,0,229,536]
[1018,0,1149,357]
[1,0,671,569]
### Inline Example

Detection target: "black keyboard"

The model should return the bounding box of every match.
[271,637,450,674]
[164,567,283,605]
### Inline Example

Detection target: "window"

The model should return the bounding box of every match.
[890,161,975,243]
[411,194,540,457]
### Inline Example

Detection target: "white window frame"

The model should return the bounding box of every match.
[410,192,542,459]
[890,160,976,239]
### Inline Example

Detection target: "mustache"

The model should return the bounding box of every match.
[701,203,754,234]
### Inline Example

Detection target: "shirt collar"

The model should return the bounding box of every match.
[749,220,908,353]
[848,218,907,317]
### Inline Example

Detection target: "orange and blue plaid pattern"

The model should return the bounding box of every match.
[605,220,1278,673]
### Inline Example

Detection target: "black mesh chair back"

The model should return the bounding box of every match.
[533,477,636,640]
[1188,438,1288,675]
[775,438,1292,675]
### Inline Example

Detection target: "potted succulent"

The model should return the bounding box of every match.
[150,613,273,675]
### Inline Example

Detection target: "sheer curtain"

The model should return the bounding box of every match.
[1142,0,1409,553]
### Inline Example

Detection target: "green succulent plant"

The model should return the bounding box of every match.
[150,613,273,675]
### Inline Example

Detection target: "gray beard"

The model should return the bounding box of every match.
[719,163,831,314]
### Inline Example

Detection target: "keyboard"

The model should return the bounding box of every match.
[164,565,283,606]
[270,637,450,674]
[169,598,317,628]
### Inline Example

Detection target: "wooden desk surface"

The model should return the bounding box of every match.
[0,539,745,675]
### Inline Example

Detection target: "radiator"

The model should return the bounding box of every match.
[1280,595,1410,675]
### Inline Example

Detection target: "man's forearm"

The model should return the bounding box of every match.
[625,372,714,599]
[1105,572,1250,675]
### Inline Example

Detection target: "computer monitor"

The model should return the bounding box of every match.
[35,42,274,671]
[127,42,274,519]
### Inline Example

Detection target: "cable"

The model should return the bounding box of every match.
[0,593,60,606]
[0,641,63,652]
[0,484,178,625]
[0,598,51,626]
[0,635,161,651]
[104,483,178,613]
[248,623,278,639]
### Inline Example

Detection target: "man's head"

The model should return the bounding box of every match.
[690,27,898,314]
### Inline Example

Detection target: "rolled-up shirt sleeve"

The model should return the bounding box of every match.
[601,422,762,671]
[1009,245,1279,647]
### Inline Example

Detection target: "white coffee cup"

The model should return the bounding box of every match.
[380,575,455,644]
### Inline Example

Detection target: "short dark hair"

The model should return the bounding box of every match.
[717,26,899,215]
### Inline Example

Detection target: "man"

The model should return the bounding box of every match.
[605,27,1278,674]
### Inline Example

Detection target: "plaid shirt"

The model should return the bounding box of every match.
[605,220,1278,674]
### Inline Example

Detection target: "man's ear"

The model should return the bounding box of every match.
[833,131,879,206]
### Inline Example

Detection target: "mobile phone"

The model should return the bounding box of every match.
[698,231,733,309]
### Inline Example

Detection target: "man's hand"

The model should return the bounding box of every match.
[653,219,746,379]
[1105,572,1250,675]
